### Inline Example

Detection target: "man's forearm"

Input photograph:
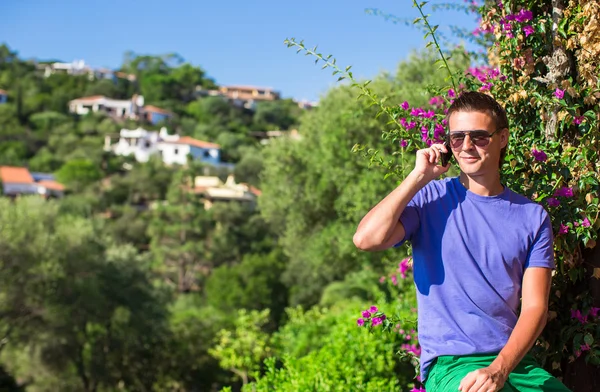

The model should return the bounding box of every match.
[490,306,548,377]
[353,170,429,249]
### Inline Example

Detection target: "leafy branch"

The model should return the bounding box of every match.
[283,38,401,129]
[413,0,457,91]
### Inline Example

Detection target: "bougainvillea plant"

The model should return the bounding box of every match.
[286,0,599,389]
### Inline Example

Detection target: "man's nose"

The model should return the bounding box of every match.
[462,134,475,150]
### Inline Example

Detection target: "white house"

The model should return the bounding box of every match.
[105,127,224,167]
[69,95,145,119]
[196,85,281,111]
[41,59,90,77]
[0,89,7,104]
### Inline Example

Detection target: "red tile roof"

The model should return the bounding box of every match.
[38,180,65,192]
[0,166,34,184]
[144,105,172,115]
[165,136,220,149]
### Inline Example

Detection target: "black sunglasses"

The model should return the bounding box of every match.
[447,129,504,149]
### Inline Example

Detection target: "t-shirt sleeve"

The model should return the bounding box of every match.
[525,212,555,269]
[394,188,426,247]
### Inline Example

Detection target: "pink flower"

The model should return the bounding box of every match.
[581,343,591,352]
[448,89,456,98]
[531,149,547,162]
[401,101,410,110]
[554,88,565,99]
[546,197,560,207]
[425,139,433,147]
[406,335,412,340]
[400,140,408,148]
[410,387,426,392]
[559,224,569,235]
[523,25,534,37]
[362,310,371,318]
[399,258,411,279]
[391,275,398,285]
[515,9,533,22]
[372,317,383,326]
[589,307,600,317]
[582,217,591,227]
[574,116,584,125]
[369,305,378,313]
[407,121,416,130]
[357,318,365,326]
[554,187,574,198]
[379,276,386,283]
[571,309,588,324]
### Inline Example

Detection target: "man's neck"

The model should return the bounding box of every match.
[459,172,504,196]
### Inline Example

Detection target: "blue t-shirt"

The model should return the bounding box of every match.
[398,176,554,381]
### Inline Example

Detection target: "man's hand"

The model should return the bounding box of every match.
[412,143,451,182]
[458,366,508,392]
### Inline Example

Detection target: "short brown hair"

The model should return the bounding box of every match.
[446,91,509,166]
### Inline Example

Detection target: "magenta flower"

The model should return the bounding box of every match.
[391,275,398,285]
[571,309,587,324]
[581,343,591,352]
[400,140,408,148]
[515,9,533,22]
[523,25,534,37]
[574,116,584,125]
[410,387,426,392]
[425,139,433,147]
[559,223,569,235]
[589,307,600,317]
[531,149,548,162]
[369,305,378,313]
[582,217,591,227]
[357,318,365,327]
[407,121,416,130]
[362,310,371,318]
[546,197,560,207]
[554,88,565,99]
[401,101,410,110]
[554,187,574,198]
[448,89,456,98]
[372,317,382,326]
[423,110,435,119]
[379,276,386,283]
[399,258,411,279]
[380,314,387,321]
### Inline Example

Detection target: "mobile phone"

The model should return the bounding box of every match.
[440,141,452,167]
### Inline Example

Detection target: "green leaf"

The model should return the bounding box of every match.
[584,333,594,346]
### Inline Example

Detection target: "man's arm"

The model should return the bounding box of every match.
[459,267,552,392]
[353,144,450,251]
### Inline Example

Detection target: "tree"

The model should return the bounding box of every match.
[148,168,214,293]
[209,309,272,386]
[253,99,302,131]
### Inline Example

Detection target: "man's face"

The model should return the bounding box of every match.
[447,110,508,178]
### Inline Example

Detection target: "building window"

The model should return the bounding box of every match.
[145,141,151,148]
[174,148,178,155]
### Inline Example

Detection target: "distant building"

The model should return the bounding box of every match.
[196,85,280,110]
[0,166,65,198]
[68,95,171,124]
[0,89,7,104]
[38,60,136,82]
[104,127,227,167]
[295,99,318,110]
[143,105,173,125]
[251,129,302,145]
[40,59,90,77]
[192,175,260,210]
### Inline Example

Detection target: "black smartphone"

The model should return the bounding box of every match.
[440,141,452,167]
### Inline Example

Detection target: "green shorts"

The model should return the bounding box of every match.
[424,353,572,391]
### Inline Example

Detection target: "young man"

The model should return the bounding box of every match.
[353,92,571,392]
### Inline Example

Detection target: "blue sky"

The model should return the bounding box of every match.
[0,0,477,102]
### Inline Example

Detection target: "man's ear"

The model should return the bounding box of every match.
[500,128,509,148]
